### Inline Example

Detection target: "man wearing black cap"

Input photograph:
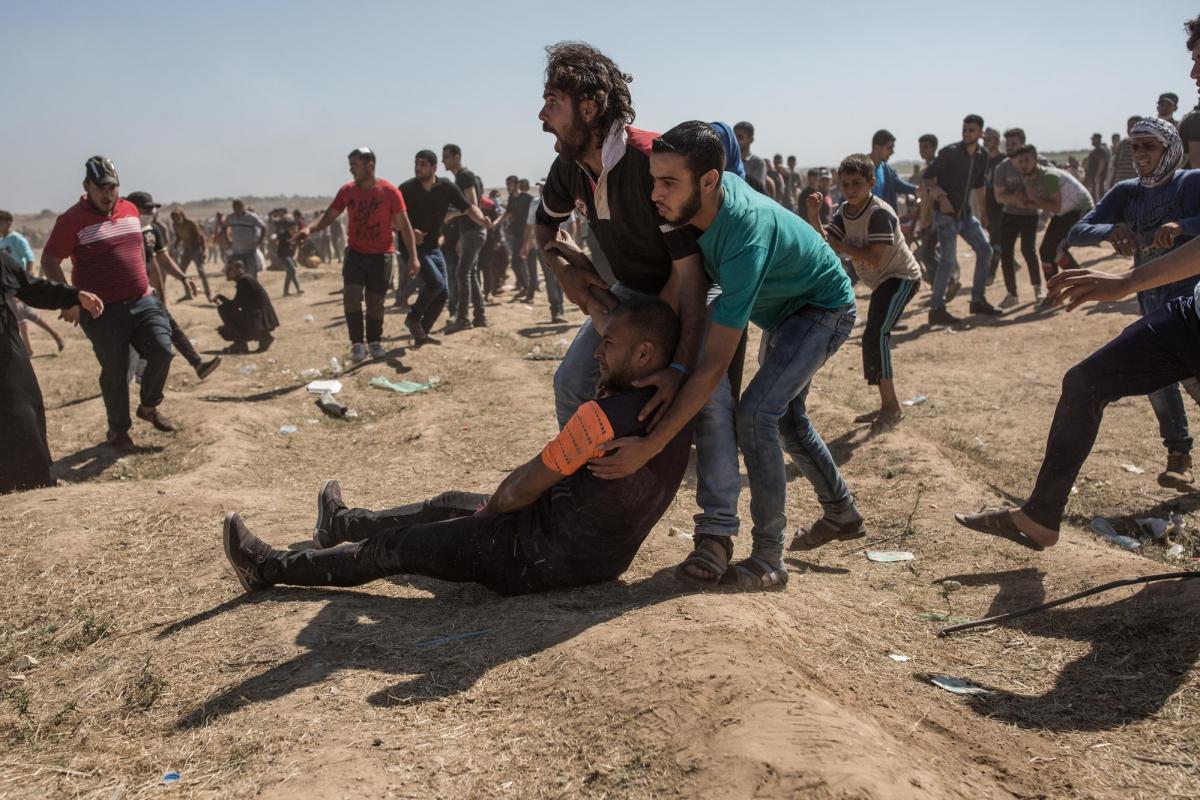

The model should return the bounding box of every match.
[41,157,178,448]
[127,191,221,381]
[1158,92,1180,129]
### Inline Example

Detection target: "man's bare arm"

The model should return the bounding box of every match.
[301,206,340,237]
[42,254,67,285]
[657,254,706,370]
[483,456,563,514]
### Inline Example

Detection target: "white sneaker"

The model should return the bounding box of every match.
[999,293,1019,308]
[1034,285,1047,303]
[349,342,368,363]
[368,341,386,359]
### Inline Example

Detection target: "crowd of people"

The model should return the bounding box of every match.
[4,21,1200,601]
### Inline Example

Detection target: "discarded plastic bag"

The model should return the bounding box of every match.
[161,771,181,785]
[1120,463,1145,474]
[1089,517,1140,550]
[866,551,914,562]
[305,379,342,394]
[370,376,439,394]
[902,395,927,407]
[928,675,990,696]
[278,425,298,435]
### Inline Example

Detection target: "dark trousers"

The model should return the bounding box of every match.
[168,313,201,369]
[217,303,269,345]
[1000,213,1041,293]
[281,255,301,295]
[178,246,210,297]
[342,249,392,343]
[263,491,553,596]
[1039,210,1082,279]
[79,294,174,434]
[1024,295,1200,530]
[446,225,487,321]
[862,278,919,385]
[410,248,449,332]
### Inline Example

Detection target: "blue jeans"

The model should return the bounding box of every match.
[553,286,742,537]
[446,224,487,320]
[537,251,564,316]
[1139,277,1200,453]
[411,248,449,332]
[281,255,301,294]
[932,211,993,307]
[79,294,174,434]
[737,306,857,563]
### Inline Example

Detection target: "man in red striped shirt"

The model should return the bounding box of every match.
[42,156,176,449]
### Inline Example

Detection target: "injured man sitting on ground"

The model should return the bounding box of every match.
[223,294,697,596]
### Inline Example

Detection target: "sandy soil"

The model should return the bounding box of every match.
[2,243,1199,799]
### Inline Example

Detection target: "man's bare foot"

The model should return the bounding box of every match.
[1010,509,1059,548]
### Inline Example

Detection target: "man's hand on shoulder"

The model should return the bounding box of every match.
[633,366,686,428]
[587,435,662,481]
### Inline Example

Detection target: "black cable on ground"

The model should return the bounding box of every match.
[937,571,1200,637]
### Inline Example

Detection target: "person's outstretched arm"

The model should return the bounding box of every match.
[1048,235,1200,310]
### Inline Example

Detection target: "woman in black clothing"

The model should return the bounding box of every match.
[0,251,104,493]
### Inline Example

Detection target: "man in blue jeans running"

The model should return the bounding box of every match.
[578,121,864,591]
[531,42,742,585]
[923,114,1002,326]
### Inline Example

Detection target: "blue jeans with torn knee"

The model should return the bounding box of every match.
[552,285,742,537]
[736,305,857,564]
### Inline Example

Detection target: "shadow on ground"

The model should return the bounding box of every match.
[936,567,1200,731]
[163,567,689,728]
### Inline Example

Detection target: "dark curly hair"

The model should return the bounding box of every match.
[544,41,635,135]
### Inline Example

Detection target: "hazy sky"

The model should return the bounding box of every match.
[5,0,1196,214]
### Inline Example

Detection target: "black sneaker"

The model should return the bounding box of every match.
[968,300,1003,317]
[472,317,489,328]
[405,313,428,344]
[222,512,277,593]
[444,317,471,334]
[312,479,347,550]
[928,307,961,326]
[195,356,222,380]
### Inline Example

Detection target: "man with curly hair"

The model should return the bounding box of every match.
[532,42,742,587]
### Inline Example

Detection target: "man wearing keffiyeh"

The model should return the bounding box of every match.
[1061,115,1200,489]
[951,15,1200,551]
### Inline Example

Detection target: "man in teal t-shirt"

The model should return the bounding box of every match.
[577,121,864,591]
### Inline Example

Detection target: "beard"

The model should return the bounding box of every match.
[546,108,594,161]
[662,181,702,225]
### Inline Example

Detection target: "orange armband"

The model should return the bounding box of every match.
[540,401,614,476]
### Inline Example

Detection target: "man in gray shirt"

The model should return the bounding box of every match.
[734,121,767,194]
[992,127,1045,305]
[222,199,267,277]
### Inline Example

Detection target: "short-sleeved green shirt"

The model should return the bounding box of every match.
[696,173,853,332]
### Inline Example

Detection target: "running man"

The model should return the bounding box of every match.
[170,207,212,301]
[41,156,177,448]
[398,150,487,345]
[127,191,221,380]
[924,114,1002,325]
[1013,145,1094,281]
[301,147,420,362]
[578,121,863,590]
[223,297,695,596]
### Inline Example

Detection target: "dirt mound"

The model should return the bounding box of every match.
[2,248,1199,799]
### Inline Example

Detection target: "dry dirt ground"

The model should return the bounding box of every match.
[2,243,1199,800]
